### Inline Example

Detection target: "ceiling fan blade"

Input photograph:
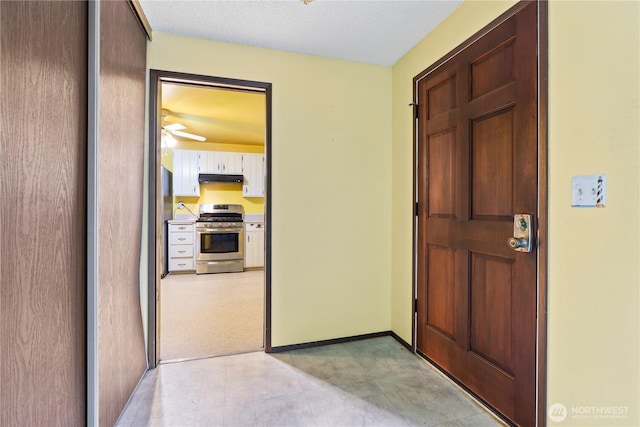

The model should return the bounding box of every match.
[171,129,206,142]
[164,123,186,131]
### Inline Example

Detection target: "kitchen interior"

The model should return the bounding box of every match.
[159,82,266,362]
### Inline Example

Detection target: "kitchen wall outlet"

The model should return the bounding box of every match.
[571,174,606,208]
[177,202,185,209]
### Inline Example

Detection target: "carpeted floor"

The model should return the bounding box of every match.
[160,270,264,361]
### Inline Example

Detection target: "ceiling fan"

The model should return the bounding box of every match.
[161,109,206,145]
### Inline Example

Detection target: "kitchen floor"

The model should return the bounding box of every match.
[160,270,264,361]
[116,336,504,427]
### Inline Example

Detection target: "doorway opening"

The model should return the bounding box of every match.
[147,70,272,368]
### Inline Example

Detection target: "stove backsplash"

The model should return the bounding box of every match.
[173,182,264,219]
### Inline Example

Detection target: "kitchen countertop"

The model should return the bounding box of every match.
[244,214,264,223]
[168,218,196,225]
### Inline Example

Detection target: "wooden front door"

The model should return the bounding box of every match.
[416,3,538,425]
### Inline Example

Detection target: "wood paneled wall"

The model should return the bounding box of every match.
[98,1,148,425]
[0,2,87,425]
[98,1,146,426]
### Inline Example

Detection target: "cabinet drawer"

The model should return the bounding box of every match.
[245,222,264,232]
[169,232,194,245]
[169,244,193,258]
[169,258,194,271]
[169,223,194,233]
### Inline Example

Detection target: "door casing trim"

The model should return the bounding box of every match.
[146,69,273,368]
[410,2,548,425]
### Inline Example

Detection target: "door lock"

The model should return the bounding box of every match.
[507,214,533,252]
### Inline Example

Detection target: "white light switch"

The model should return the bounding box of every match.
[571,174,606,208]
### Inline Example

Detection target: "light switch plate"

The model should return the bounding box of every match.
[571,174,606,208]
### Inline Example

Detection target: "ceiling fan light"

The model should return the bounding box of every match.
[164,133,177,147]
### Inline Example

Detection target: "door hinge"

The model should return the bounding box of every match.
[414,298,418,313]
[415,202,419,217]
[409,102,418,119]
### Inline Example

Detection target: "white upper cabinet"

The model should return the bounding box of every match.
[198,151,242,174]
[173,150,200,197]
[242,154,265,198]
[218,152,243,174]
[197,151,215,174]
[175,150,264,198]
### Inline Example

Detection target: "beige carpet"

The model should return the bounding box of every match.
[160,270,264,361]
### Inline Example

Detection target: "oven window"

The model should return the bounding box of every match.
[200,232,239,254]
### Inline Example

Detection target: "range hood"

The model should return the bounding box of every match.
[198,173,243,184]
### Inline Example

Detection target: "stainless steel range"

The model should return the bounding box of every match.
[196,204,244,274]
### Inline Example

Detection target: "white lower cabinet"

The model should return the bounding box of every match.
[168,223,195,272]
[244,222,264,268]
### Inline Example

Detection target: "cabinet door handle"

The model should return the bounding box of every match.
[248,235,251,243]
[178,250,186,254]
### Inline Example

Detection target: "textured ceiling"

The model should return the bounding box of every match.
[139,0,463,66]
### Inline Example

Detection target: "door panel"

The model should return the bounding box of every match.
[416,3,537,425]
[428,129,456,217]
[469,253,514,374]
[98,1,148,425]
[470,39,515,98]
[471,109,514,219]
[1,2,87,425]
[427,74,457,118]
[426,246,456,339]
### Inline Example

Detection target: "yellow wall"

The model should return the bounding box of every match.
[148,33,393,346]
[547,1,639,424]
[171,183,265,216]
[391,1,640,425]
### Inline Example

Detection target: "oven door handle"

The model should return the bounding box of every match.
[198,228,243,233]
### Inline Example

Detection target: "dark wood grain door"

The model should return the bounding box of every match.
[416,3,537,426]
